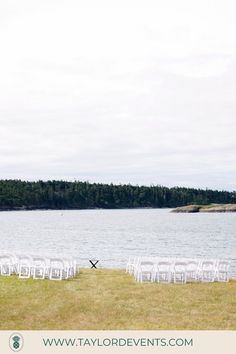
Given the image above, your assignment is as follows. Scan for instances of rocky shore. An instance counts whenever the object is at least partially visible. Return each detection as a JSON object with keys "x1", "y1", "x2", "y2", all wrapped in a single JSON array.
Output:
[{"x1": 172, "y1": 204, "x2": 236, "y2": 213}]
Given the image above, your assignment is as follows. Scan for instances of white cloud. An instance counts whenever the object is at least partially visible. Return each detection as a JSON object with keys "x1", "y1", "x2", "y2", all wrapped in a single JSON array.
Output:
[
  {"x1": 161, "y1": 56, "x2": 233, "y2": 78},
  {"x1": 0, "y1": 0, "x2": 236, "y2": 190}
]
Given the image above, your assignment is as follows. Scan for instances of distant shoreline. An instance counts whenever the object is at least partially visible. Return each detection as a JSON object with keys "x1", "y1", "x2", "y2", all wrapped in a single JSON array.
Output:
[
  {"x1": 1, "y1": 204, "x2": 236, "y2": 213},
  {"x1": 0, "y1": 207, "x2": 172, "y2": 212},
  {"x1": 172, "y1": 204, "x2": 236, "y2": 213}
]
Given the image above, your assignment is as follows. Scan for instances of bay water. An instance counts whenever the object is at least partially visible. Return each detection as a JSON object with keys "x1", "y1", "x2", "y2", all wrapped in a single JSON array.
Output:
[{"x1": 0, "y1": 209, "x2": 235, "y2": 276}]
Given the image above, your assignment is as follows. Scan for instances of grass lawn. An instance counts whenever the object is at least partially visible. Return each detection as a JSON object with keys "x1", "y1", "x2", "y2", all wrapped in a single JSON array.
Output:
[{"x1": 0, "y1": 269, "x2": 235, "y2": 330}]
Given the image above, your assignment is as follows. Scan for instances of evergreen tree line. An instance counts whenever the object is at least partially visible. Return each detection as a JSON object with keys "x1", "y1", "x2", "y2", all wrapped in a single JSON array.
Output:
[{"x1": 0, "y1": 179, "x2": 235, "y2": 210}]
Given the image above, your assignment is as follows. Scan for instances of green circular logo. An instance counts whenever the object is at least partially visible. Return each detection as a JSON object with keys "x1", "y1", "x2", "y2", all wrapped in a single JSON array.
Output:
[{"x1": 9, "y1": 333, "x2": 24, "y2": 352}]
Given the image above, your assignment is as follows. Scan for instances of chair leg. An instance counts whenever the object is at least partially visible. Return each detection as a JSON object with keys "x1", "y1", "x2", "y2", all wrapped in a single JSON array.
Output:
[
  {"x1": 1, "y1": 264, "x2": 11, "y2": 276},
  {"x1": 19, "y1": 265, "x2": 30, "y2": 278},
  {"x1": 33, "y1": 267, "x2": 45, "y2": 279},
  {"x1": 49, "y1": 268, "x2": 63, "y2": 280}
]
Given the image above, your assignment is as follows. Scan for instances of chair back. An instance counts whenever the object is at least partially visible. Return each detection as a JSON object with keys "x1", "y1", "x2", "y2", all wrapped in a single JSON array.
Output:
[
  {"x1": 139, "y1": 261, "x2": 154, "y2": 271},
  {"x1": 218, "y1": 261, "x2": 230, "y2": 271},
  {"x1": 202, "y1": 261, "x2": 215, "y2": 271},
  {"x1": 50, "y1": 258, "x2": 64, "y2": 268},
  {"x1": 174, "y1": 261, "x2": 187, "y2": 272},
  {"x1": 157, "y1": 261, "x2": 171, "y2": 271}
]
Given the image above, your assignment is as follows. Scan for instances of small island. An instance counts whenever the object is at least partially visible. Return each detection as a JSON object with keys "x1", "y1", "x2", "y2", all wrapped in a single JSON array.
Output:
[{"x1": 172, "y1": 204, "x2": 236, "y2": 213}]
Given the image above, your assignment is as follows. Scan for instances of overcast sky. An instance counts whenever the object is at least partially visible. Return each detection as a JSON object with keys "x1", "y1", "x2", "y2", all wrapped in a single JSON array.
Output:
[{"x1": 0, "y1": 0, "x2": 236, "y2": 190}]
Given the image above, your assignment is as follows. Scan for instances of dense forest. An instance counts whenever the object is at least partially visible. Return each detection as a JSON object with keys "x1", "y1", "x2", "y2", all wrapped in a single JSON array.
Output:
[{"x1": 0, "y1": 180, "x2": 235, "y2": 210}]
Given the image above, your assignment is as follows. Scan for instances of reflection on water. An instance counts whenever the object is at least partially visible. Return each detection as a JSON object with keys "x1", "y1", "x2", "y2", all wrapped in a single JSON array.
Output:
[{"x1": 0, "y1": 209, "x2": 235, "y2": 276}]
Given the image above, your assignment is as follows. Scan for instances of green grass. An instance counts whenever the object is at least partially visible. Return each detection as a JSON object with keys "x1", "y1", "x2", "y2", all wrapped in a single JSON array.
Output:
[{"x1": 0, "y1": 269, "x2": 235, "y2": 330}]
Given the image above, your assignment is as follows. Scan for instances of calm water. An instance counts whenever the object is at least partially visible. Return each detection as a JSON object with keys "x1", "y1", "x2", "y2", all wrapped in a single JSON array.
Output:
[{"x1": 0, "y1": 209, "x2": 235, "y2": 276}]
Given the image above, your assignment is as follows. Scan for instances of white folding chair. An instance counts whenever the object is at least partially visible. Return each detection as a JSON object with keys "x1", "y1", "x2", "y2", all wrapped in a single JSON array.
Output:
[
  {"x1": 127, "y1": 257, "x2": 139, "y2": 276},
  {"x1": 32, "y1": 257, "x2": 47, "y2": 279},
  {"x1": 62, "y1": 258, "x2": 74, "y2": 279},
  {"x1": 126, "y1": 257, "x2": 134, "y2": 274},
  {"x1": 49, "y1": 258, "x2": 65, "y2": 280},
  {"x1": 186, "y1": 260, "x2": 199, "y2": 282},
  {"x1": 18, "y1": 255, "x2": 32, "y2": 279},
  {"x1": 156, "y1": 261, "x2": 172, "y2": 283},
  {"x1": 136, "y1": 261, "x2": 155, "y2": 282},
  {"x1": 73, "y1": 259, "x2": 78, "y2": 276},
  {"x1": 133, "y1": 258, "x2": 141, "y2": 280},
  {"x1": 215, "y1": 260, "x2": 230, "y2": 282},
  {"x1": 0, "y1": 254, "x2": 13, "y2": 276},
  {"x1": 200, "y1": 261, "x2": 216, "y2": 282},
  {"x1": 174, "y1": 261, "x2": 187, "y2": 284}
]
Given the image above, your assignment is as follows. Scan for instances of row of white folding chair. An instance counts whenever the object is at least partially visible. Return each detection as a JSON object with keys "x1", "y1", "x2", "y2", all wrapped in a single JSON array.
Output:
[
  {"x1": 127, "y1": 257, "x2": 230, "y2": 283},
  {"x1": 199, "y1": 259, "x2": 230, "y2": 282},
  {"x1": 127, "y1": 257, "x2": 160, "y2": 282},
  {"x1": 134, "y1": 258, "x2": 205, "y2": 283},
  {"x1": 18, "y1": 255, "x2": 77, "y2": 280},
  {"x1": 134, "y1": 258, "x2": 176, "y2": 283},
  {"x1": 0, "y1": 253, "x2": 77, "y2": 280},
  {"x1": 127, "y1": 257, "x2": 173, "y2": 281},
  {"x1": 182, "y1": 258, "x2": 230, "y2": 282}
]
